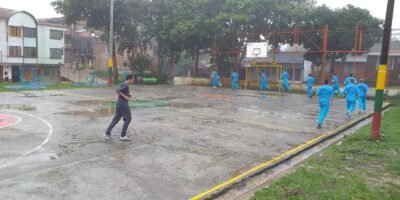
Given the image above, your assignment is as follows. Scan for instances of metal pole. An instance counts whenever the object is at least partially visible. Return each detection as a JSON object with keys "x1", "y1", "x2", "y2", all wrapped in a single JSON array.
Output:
[
  {"x1": 0, "y1": 51, "x2": 2, "y2": 83},
  {"x1": 108, "y1": 0, "x2": 114, "y2": 86},
  {"x1": 371, "y1": 0, "x2": 395, "y2": 140},
  {"x1": 245, "y1": 65, "x2": 248, "y2": 89}
]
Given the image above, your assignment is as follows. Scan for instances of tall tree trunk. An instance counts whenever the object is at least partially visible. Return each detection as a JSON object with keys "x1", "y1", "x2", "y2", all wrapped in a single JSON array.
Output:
[
  {"x1": 170, "y1": 53, "x2": 176, "y2": 81},
  {"x1": 195, "y1": 47, "x2": 200, "y2": 78},
  {"x1": 112, "y1": 41, "x2": 118, "y2": 83},
  {"x1": 129, "y1": 54, "x2": 136, "y2": 82},
  {"x1": 157, "y1": 42, "x2": 165, "y2": 81}
]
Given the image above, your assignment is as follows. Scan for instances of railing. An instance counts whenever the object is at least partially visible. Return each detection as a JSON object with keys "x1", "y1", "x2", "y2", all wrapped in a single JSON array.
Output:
[{"x1": 221, "y1": 78, "x2": 281, "y2": 90}]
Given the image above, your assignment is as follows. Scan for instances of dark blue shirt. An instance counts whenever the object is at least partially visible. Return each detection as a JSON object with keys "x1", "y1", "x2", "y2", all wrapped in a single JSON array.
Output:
[{"x1": 116, "y1": 82, "x2": 130, "y2": 108}]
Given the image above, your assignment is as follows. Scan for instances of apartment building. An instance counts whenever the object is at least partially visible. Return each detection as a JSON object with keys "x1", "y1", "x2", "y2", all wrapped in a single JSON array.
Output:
[{"x1": 0, "y1": 7, "x2": 65, "y2": 83}]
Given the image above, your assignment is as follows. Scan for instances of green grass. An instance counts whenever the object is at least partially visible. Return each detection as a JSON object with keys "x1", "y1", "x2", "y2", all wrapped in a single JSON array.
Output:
[
  {"x1": 0, "y1": 82, "x2": 112, "y2": 92},
  {"x1": 96, "y1": 70, "x2": 126, "y2": 81},
  {"x1": 252, "y1": 96, "x2": 400, "y2": 200}
]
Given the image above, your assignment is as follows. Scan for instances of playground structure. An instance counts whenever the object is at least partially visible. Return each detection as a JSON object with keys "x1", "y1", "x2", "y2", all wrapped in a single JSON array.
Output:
[
  {"x1": 211, "y1": 26, "x2": 400, "y2": 88},
  {"x1": 221, "y1": 62, "x2": 283, "y2": 92},
  {"x1": 3, "y1": 66, "x2": 55, "y2": 90}
]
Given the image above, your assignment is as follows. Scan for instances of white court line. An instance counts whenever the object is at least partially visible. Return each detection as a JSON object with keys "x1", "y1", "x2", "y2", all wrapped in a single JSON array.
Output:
[
  {"x1": 0, "y1": 110, "x2": 54, "y2": 169},
  {"x1": 59, "y1": 91, "x2": 107, "y2": 100},
  {"x1": 0, "y1": 114, "x2": 22, "y2": 129}
]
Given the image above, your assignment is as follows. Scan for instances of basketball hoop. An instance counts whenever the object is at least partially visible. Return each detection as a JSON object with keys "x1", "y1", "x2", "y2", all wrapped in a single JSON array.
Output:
[{"x1": 246, "y1": 42, "x2": 268, "y2": 58}]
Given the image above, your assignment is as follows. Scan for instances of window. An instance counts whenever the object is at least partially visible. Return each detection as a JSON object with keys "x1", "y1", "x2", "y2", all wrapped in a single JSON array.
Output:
[
  {"x1": 9, "y1": 46, "x2": 21, "y2": 57},
  {"x1": 50, "y1": 48, "x2": 63, "y2": 59},
  {"x1": 8, "y1": 26, "x2": 21, "y2": 37},
  {"x1": 23, "y1": 27, "x2": 36, "y2": 38},
  {"x1": 24, "y1": 47, "x2": 37, "y2": 58},
  {"x1": 50, "y1": 30, "x2": 63, "y2": 40}
]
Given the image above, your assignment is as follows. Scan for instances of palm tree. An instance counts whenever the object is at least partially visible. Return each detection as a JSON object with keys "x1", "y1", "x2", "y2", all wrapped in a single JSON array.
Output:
[{"x1": 117, "y1": 25, "x2": 152, "y2": 81}]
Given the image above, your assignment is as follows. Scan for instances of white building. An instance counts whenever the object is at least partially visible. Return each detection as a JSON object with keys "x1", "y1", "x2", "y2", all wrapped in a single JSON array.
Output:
[{"x1": 0, "y1": 7, "x2": 65, "y2": 82}]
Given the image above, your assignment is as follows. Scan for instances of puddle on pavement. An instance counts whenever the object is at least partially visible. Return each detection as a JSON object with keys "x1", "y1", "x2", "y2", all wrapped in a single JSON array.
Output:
[
  {"x1": 54, "y1": 108, "x2": 114, "y2": 117},
  {"x1": 169, "y1": 102, "x2": 212, "y2": 109},
  {"x1": 49, "y1": 94, "x2": 65, "y2": 97},
  {"x1": 18, "y1": 93, "x2": 39, "y2": 98},
  {"x1": 102, "y1": 99, "x2": 170, "y2": 109},
  {"x1": 68, "y1": 100, "x2": 105, "y2": 106},
  {"x1": 0, "y1": 104, "x2": 36, "y2": 111}
]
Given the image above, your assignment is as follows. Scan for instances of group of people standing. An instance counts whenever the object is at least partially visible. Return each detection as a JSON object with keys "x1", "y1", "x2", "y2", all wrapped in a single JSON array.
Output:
[
  {"x1": 211, "y1": 69, "x2": 292, "y2": 93},
  {"x1": 314, "y1": 73, "x2": 369, "y2": 129}
]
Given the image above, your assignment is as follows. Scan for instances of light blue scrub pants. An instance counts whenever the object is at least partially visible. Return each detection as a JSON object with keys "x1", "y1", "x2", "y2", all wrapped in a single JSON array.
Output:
[
  {"x1": 346, "y1": 100, "x2": 356, "y2": 113},
  {"x1": 212, "y1": 78, "x2": 219, "y2": 88},
  {"x1": 232, "y1": 80, "x2": 239, "y2": 89},
  {"x1": 259, "y1": 81, "x2": 269, "y2": 91},
  {"x1": 318, "y1": 103, "x2": 330, "y2": 126},
  {"x1": 333, "y1": 84, "x2": 343, "y2": 96},
  {"x1": 307, "y1": 85, "x2": 313, "y2": 97},
  {"x1": 281, "y1": 80, "x2": 291, "y2": 92},
  {"x1": 358, "y1": 96, "x2": 366, "y2": 111}
]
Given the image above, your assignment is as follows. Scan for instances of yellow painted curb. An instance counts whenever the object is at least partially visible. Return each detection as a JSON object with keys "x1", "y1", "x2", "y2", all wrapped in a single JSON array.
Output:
[{"x1": 189, "y1": 103, "x2": 391, "y2": 200}]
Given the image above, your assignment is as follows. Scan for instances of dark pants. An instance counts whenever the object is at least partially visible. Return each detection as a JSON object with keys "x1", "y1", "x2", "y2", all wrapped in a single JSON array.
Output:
[{"x1": 106, "y1": 106, "x2": 131, "y2": 137}]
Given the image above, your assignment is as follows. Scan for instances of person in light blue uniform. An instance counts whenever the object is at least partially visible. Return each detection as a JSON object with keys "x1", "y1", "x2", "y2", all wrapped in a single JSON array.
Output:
[
  {"x1": 259, "y1": 70, "x2": 269, "y2": 92},
  {"x1": 342, "y1": 79, "x2": 358, "y2": 118},
  {"x1": 212, "y1": 70, "x2": 220, "y2": 88},
  {"x1": 231, "y1": 70, "x2": 239, "y2": 90},
  {"x1": 306, "y1": 74, "x2": 315, "y2": 98},
  {"x1": 330, "y1": 73, "x2": 343, "y2": 96},
  {"x1": 357, "y1": 79, "x2": 369, "y2": 114},
  {"x1": 344, "y1": 73, "x2": 357, "y2": 86},
  {"x1": 281, "y1": 70, "x2": 291, "y2": 93},
  {"x1": 316, "y1": 79, "x2": 333, "y2": 129}
]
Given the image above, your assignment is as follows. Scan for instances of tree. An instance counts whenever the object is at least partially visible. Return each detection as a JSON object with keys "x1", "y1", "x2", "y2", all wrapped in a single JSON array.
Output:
[
  {"x1": 301, "y1": 5, "x2": 382, "y2": 77},
  {"x1": 212, "y1": 0, "x2": 316, "y2": 76},
  {"x1": 51, "y1": 0, "x2": 138, "y2": 83}
]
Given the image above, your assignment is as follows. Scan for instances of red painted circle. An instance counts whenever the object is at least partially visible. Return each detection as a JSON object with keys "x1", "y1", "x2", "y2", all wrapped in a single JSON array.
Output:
[{"x1": 0, "y1": 114, "x2": 21, "y2": 128}]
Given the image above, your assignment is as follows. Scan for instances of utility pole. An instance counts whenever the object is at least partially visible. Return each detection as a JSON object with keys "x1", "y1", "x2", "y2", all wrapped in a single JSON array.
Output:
[
  {"x1": 108, "y1": 0, "x2": 114, "y2": 86},
  {"x1": 371, "y1": 0, "x2": 395, "y2": 140}
]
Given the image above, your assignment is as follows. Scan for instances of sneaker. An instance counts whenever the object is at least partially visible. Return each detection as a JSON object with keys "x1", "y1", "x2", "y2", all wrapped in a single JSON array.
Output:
[
  {"x1": 359, "y1": 111, "x2": 362, "y2": 115},
  {"x1": 346, "y1": 112, "x2": 351, "y2": 119},
  {"x1": 120, "y1": 136, "x2": 131, "y2": 141},
  {"x1": 317, "y1": 124, "x2": 322, "y2": 129},
  {"x1": 104, "y1": 133, "x2": 112, "y2": 140}
]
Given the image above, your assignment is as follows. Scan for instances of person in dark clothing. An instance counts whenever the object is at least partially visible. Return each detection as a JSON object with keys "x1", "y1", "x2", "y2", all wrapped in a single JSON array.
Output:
[{"x1": 104, "y1": 75, "x2": 134, "y2": 141}]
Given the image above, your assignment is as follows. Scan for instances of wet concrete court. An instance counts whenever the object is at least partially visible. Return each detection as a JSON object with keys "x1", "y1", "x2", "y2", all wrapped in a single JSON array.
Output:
[{"x1": 0, "y1": 85, "x2": 373, "y2": 199}]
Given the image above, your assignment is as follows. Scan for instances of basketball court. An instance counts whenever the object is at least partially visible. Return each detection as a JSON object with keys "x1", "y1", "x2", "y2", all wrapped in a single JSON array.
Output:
[{"x1": 0, "y1": 85, "x2": 373, "y2": 199}]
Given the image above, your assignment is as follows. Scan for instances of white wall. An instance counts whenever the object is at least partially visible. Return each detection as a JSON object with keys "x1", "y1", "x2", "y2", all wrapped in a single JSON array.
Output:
[
  {"x1": 7, "y1": 12, "x2": 37, "y2": 65},
  {"x1": 2, "y1": 65, "x2": 12, "y2": 81},
  {"x1": 8, "y1": 12, "x2": 36, "y2": 27},
  {"x1": 38, "y1": 25, "x2": 65, "y2": 65},
  {"x1": 0, "y1": 20, "x2": 7, "y2": 63},
  {"x1": 303, "y1": 60, "x2": 312, "y2": 81}
]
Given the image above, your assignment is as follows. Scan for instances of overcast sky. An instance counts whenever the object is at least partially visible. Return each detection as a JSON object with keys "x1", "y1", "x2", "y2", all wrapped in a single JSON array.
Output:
[{"x1": 0, "y1": 0, "x2": 398, "y2": 27}]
